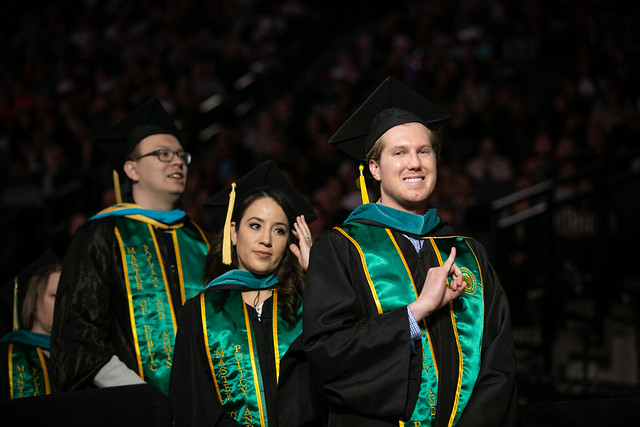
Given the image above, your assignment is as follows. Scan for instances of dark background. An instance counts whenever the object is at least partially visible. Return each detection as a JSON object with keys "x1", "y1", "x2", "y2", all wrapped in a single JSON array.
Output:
[{"x1": 1, "y1": 0, "x2": 639, "y2": 408}]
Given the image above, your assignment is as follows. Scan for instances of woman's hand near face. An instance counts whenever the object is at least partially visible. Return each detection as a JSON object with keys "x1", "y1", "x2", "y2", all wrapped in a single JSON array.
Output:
[{"x1": 290, "y1": 215, "x2": 313, "y2": 271}]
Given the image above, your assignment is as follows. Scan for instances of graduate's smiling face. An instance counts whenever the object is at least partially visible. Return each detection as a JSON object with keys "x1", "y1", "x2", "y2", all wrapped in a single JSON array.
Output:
[
  {"x1": 124, "y1": 133, "x2": 188, "y2": 208},
  {"x1": 231, "y1": 197, "x2": 290, "y2": 275},
  {"x1": 368, "y1": 122, "x2": 437, "y2": 215}
]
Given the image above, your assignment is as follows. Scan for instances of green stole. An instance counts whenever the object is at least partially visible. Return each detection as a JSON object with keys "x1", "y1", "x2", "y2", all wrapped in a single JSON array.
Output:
[
  {"x1": 201, "y1": 289, "x2": 302, "y2": 426},
  {"x1": 114, "y1": 215, "x2": 209, "y2": 395},
  {"x1": 335, "y1": 222, "x2": 484, "y2": 427},
  {"x1": 7, "y1": 342, "x2": 50, "y2": 398}
]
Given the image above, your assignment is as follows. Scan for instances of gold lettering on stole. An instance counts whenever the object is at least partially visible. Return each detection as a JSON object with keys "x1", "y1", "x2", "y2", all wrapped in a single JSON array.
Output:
[
  {"x1": 234, "y1": 346, "x2": 245, "y2": 378},
  {"x1": 143, "y1": 245, "x2": 159, "y2": 288},
  {"x1": 144, "y1": 324, "x2": 157, "y2": 371},
  {"x1": 234, "y1": 346, "x2": 253, "y2": 419},
  {"x1": 127, "y1": 247, "x2": 144, "y2": 290},
  {"x1": 428, "y1": 388, "x2": 437, "y2": 416},
  {"x1": 422, "y1": 353, "x2": 430, "y2": 375},
  {"x1": 157, "y1": 297, "x2": 166, "y2": 320},
  {"x1": 413, "y1": 423, "x2": 422, "y2": 427},
  {"x1": 421, "y1": 349, "x2": 436, "y2": 417},
  {"x1": 162, "y1": 330, "x2": 172, "y2": 367},
  {"x1": 139, "y1": 298, "x2": 148, "y2": 315},
  {"x1": 32, "y1": 367, "x2": 40, "y2": 394},
  {"x1": 239, "y1": 378, "x2": 248, "y2": 395},
  {"x1": 242, "y1": 407, "x2": 253, "y2": 424},
  {"x1": 216, "y1": 349, "x2": 232, "y2": 401},
  {"x1": 16, "y1": 365, "x2": 25, "y2": 397}
]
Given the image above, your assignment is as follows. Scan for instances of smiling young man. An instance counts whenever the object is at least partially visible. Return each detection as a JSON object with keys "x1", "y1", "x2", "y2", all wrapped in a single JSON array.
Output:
[
  {"x1": 302, "y1": 77, "x2": 517, "y2": 426},
  {"x1": 50, "y1": 100, "x2": 209, "y2": 396}
]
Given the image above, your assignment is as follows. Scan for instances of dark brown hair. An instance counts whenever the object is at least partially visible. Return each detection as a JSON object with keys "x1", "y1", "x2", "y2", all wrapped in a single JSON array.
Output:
[{"x1": 202, "y1": 188, "x2": 305, "y2": 327}]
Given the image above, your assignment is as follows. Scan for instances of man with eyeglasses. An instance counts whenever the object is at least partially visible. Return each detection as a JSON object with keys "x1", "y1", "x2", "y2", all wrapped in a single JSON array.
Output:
[{"x1": 50, "y1": 99, "x2": 210, "y2": 397}]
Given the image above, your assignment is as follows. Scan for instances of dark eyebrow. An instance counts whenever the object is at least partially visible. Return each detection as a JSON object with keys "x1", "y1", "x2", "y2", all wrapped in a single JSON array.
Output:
[{"x1": 246, "y1": 217, "x2": 288, "y2": 229}]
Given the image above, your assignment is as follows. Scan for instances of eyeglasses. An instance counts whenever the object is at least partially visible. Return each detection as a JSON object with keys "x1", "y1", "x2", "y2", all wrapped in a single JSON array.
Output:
[{"x1": 135, "y1": 149, "x2": 192, "y2": 165}]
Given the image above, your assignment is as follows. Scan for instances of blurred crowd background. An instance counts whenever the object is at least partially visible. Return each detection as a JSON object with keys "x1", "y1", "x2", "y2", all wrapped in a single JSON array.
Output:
[{"x1": 1, "y1": 0, "x2": 639, "y2": 404}]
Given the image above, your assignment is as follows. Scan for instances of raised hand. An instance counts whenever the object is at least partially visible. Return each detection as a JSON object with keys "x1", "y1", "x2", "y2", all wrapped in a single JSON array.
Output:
[
  {"x1": 408, "y1": 247, "x2": 465, "y2": 322},
  {"x1": 290, "y1": 215, "x2": 313, "y2": 271}
]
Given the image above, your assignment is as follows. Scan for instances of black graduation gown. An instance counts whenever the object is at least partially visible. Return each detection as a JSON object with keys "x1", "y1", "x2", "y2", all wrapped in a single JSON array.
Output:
[
  {"x1": 0, "y1": 341, "x2": 51, "y2": 400},
  {"x1": 50, "y1": 215, "x2": 208, "y2": 392},
  {"x1": 302, "y1": 220, "x2": 518, "y2": 427},
  {"x1": 169, "y1": 289, "x2": 326, "y2": 427}
]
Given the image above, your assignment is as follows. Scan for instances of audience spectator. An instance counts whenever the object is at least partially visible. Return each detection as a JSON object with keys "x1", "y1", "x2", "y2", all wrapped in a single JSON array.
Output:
[
  {"x1": 466, "y1": 135, "x2": 515, "y2": 203},
  {"x1": 0, "y1": 5, "x2": 638, "y2": 392},
  {"x1": 0, "y1": 0, "x2": 638, "y2": 413}
]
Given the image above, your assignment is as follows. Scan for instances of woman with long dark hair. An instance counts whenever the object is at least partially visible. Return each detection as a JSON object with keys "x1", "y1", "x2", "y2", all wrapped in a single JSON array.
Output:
[{"x1": 169, "y1": 160, "x2": 325, "y2": 426}]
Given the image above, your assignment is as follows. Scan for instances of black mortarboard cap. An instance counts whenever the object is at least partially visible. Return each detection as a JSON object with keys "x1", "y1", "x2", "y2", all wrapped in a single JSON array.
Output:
[
  {"x1": 94, "y1": 99, "x2": 182, "y2": 173},
  {"x1": 203, "y1": 160, "x2": 317, "y2": 265},
  {"x1": 203, "y1": 160, "x2": 318, "y2": 229},
  {"x1": 0, "y1": 249, "x2": 60, "y2": 332},
  {"x1": 328, "y1": 76, "x2": 451, "y2": 161}
]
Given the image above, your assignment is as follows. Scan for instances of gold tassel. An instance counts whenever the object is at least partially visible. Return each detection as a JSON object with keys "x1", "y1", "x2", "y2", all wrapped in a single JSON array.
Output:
[
  {"x1": 358, "y1": 164, "x2": 369, "y2": 205},
  {"x1": 113, "y1": 170, "x2": 123, "y2": 204},
  {"x1": 12, "y1": 276, "x2": 19, "y2": 331},
  {"x1": 222, "y1": 182, "x2": 237, "y2": 265}
]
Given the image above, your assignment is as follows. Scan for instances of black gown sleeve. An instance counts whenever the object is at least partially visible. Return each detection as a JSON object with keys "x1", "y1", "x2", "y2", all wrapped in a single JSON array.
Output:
[
  {"x1": 169, "y1": 295, "x2": 240, "y2": 427},
  {"x1": 302, "y1": 230, "x2": 418, "y2": 420},
  {"x1": 277, "y1": 334, "x2": 328, "y2": 426},
  {"x1": 456, "y1": 242, "x2": 518, "y2": 427},
  {"x1": 50, "y1": 220, "x2": 121, "y2": 392}
]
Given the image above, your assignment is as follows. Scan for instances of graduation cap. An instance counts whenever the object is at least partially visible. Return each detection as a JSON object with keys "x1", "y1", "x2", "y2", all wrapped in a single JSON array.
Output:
[
  {"x1": 203, "y1": 160, "x2": 317, "y2": 265},
  {"x1": 329, "y1": 76, "x2": 451, "y2": 161},
  {"x1": 0, "y1": 249, "x2": 60, "y2": 334},
  {"x1": 328, "y1": 76, "x2": 451, "y2": 204},
  {"x1": 94, "y1": 99, "x2": 182, "y2": 203}
]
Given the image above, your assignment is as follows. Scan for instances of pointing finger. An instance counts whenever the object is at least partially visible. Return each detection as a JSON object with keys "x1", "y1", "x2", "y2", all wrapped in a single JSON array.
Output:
[{"x1": 443, "y1": 247, "x2": 457, "y2": 270}]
